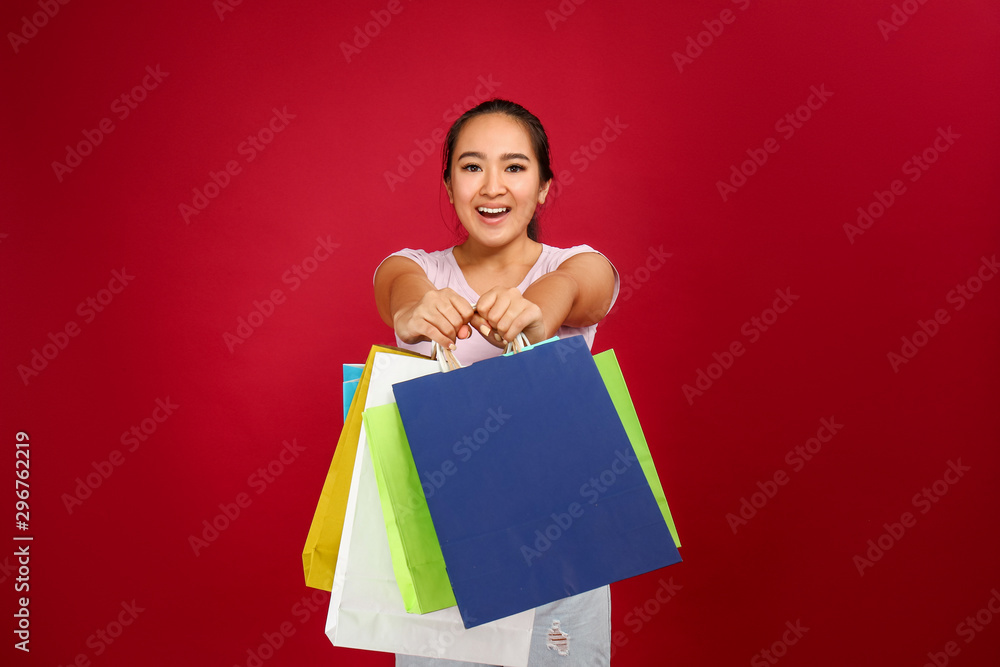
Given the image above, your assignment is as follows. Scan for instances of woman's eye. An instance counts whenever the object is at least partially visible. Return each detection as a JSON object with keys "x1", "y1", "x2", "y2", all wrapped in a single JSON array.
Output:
[
  {"x1": 461, "y1": 164, "x2": 481, "y2": 172},
  {"x1": 506, "y1": 164, "x2": 525, "y2": 172}
]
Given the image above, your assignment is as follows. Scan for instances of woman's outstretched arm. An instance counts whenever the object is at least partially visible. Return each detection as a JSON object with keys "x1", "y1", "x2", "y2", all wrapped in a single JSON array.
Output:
[{"x1": 374, "y1": 255, "x2": 474, "y2": 349}]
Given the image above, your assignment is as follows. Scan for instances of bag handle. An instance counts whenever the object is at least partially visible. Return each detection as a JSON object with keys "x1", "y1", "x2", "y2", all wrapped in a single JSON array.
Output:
[
  {"x1": 431, "y1": 343, "x2": 462, "y2": 373},
  {"x1": 431, "y1": 332, "x2": 530, "y2": 373},
  {"x1": 503, "y1": 332, "x2": 530, "y2": 355}
]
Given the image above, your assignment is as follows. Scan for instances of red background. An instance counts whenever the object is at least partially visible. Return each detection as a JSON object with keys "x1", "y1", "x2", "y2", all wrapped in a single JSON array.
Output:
[{"x1": 3, "y1": 1, "x2": 999, "y2": 665}]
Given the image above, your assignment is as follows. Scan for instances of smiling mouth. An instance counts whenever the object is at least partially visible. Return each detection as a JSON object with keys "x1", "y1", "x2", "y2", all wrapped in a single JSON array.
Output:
[{"x1": 477, "y1": 206, "x2": 510, "y2": 219}]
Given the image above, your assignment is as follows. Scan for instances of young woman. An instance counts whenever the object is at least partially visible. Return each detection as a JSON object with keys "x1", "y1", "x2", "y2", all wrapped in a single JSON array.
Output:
[{"x1": 374, "y1": 98, "x2": 620, "y2": 665}]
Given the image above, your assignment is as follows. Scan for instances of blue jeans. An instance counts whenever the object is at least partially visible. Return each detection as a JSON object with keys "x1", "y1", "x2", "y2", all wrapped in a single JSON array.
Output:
[{"x1": 396, "y1": 586, "x2": 611, "y2": 667}]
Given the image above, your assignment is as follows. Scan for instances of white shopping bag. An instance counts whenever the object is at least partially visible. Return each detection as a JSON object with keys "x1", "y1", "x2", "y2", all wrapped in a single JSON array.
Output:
[{"x1": 326, "y1": 353, "x2": 534, "y2": 666}]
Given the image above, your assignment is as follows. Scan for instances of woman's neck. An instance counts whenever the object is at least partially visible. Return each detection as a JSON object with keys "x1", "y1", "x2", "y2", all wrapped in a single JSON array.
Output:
[{"x1": 454, "y1": 236, "x2": 542, "y2": 273}]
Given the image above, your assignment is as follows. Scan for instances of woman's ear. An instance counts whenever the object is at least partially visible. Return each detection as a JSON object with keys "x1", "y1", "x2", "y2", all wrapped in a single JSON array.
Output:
[
  {"x1": 444, "y1": 177, "x2": 454, "y2": 204},
  {"x1": 537, "y1": 178, "x2": 552, "y2": 205}
]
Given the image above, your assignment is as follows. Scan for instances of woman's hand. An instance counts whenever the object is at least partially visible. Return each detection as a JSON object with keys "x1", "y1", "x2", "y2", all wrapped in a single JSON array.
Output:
[
  {"x1": 471, "y1": 287, "x2": 547, "y2": 347},
  {"x1": 392, "y1": 287, "x2": 475, "y2": 350}
]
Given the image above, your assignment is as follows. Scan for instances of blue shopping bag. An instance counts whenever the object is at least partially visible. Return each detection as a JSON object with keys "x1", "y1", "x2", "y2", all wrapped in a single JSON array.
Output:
[
  {"x1": 392, "y1": 336, "x2": 681, "y2": 628},
  {"x1": 343, "y1": 364, "x2": 364, "y2": 422}
]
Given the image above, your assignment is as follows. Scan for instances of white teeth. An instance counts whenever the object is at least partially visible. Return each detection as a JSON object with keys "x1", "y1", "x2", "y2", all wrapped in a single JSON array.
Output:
[{"x1": 478, "y1": 207, "x2": 509, "y2": 214}]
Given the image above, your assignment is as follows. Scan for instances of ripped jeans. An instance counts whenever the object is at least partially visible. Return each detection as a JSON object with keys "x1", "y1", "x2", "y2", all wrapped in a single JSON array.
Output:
[{"x1": 396, "y1": 586, "x2": 611, "y2": 667}]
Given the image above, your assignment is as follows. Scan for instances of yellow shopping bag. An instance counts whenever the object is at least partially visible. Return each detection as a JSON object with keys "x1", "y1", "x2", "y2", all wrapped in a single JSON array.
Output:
[{"x1": 302, "y1": 345, "x2": 424, "y2": 590}]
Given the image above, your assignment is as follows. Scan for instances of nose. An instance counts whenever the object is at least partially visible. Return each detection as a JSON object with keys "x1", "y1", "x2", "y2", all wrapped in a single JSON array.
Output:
[{"x1": 480, "y1": 167, "x2": 506, "y2": 197}]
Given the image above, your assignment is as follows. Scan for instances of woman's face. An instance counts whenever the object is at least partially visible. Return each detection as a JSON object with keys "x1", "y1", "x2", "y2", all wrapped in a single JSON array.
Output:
[{"x1": 445, "y1": 113, "x2": 550, "y2": 249}]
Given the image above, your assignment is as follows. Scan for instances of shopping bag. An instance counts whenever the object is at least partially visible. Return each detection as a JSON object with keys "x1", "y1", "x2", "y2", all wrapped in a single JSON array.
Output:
[
  {"x1": 362, "y1": 352, "x2": 454, "y2": 614},
  {"x1": 327, "y1": 358, "x2": 534, "y2": 665},
  {"x1": 365, "y1": 403, "x2": 452, "y2": 613},
  {"x1": 364, "y1": 347, "x2": 681, "y2": 616},
  {"x1": 363, "y1": 353, "x2": 459, "y2": 613},
  {"x1": 365, "y1": 403, "x2": 457, "y2": 614},
  {"x1": 361, "y1": 336, "x2": 535, "y2": 614},
  {"x1": 302, "y1": 345, "x2": 423, "y2": 591},
  {"x1": 343, "y1": 364, "x2": 363, "y2": 421},
  {"x1": 512, "y1": 338, "x2": 680, "y2": 546},
  {"x1": 593, "y1": 349, "x2": 680, "y2": 547},
  {"x1": 392, "y1": 335, "x2": 682, "y2": 628}
]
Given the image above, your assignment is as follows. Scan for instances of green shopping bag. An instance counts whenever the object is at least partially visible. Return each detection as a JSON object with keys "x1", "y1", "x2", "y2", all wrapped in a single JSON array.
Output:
[
  {"x1": 364, "y1": 402, "x2": 457, "y2": 614},
  {"x1": 594, "y1": 349, "x2": 680, "y2": 547}
]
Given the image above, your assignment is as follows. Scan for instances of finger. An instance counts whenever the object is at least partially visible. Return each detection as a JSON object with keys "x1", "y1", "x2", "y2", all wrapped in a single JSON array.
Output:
[
  {"x1": 436, "y1": 293, "x2": 474, "y2": 339},
  {"x1": 470, "y1": 313, "x2": 491, "y2": 338},
  {"x1": 485, "y1": 293, "x2": 512, "y2": 329},
  {"x1": 470, "y1": 313, "x2": 505, "y2": 346},
  {"x1": 419, "y1": 308, "x2": 462, "y2": 346},
  {"x1": 495, "y1": 306, "x2": 519, "y2": 340},
  {"x1": 473, "y1": 289, "x2": 499, "y2": 322},
  {"x1": 503, "y1": 300, "x2": 544, "y2": 342},
  {"x1": 504, "y1": 310, "x2": 536, "y2": 343},
  {"x1": 435, "y1": 301, "x2": 469, "y2": 336},
  {"x1": 413, "y1": 320, "x2": 456, "y2": 350},
  {"x1": 447, "y1": 293, "x2": 475, "y2": 322}
]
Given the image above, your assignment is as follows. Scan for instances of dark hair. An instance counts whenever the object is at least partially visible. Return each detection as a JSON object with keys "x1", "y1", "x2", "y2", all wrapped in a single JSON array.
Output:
[{"x1": 442, "y1": 99, "x2": 553, "y2": 242}]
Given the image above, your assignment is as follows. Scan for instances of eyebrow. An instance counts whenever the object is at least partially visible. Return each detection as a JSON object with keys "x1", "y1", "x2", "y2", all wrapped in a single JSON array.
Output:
[{"x1": 457, "y1": 151, "x2": 532, "y2": 162}]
